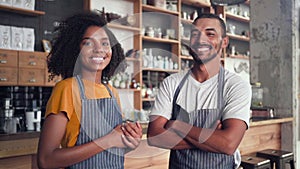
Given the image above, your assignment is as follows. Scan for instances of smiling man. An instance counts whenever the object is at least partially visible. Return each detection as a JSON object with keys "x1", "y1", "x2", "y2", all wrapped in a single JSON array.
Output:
[{"x1": 147, "y1": 13, "x2": 252, "y2": 169}]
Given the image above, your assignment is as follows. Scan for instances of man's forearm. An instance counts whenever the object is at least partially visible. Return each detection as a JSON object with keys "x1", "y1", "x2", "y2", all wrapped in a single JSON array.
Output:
[
  {"x1": 169, "y1": 119, "x2": 246, "y2": 155},
  {"x1": 147, "y1": 126, "x2": 194, "y2": 150}
]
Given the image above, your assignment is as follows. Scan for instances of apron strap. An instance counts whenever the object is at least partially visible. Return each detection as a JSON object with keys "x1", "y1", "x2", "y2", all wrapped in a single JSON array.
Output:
[
  {"x1": 217, "y1": 66, "x2": 225, "y2": 111},
  {"x1": 76, "y1": 75, "x2": 87, "y2": 100},
  {"x1": 103, "y1": 84, "x2": 115, "y2": 99},
  {"x1": 75, "y1": 75, "x2": 115, "y2": 99},
  {"x1": 172, "y1": 70, "x2": 191, "y2": 118}
]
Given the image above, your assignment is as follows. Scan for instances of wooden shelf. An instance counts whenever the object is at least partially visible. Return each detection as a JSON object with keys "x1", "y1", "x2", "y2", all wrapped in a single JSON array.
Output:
[
  {"x1": 181, "y1": 18, "x2": 193, "y2": 24},
  {"x1": 0, "y1": 5, "x2": 45, "y2": 16},
  {"x1": 227, "y1": 54, "x2": 249, "y2": 60},
  {"x1": 180, "y1": 55, "x2": 193, "y2": 60},
  {"x1": 117, "y1": 88, "x2": 141, "y2": 92},
  {"x1": 142, "y1": 98, "x2": 155, "y2": 102},
  {"x1": 142, "y1": 4, "x2": 179, "y2": 16},
  {"x1": 226, "y1": 12, "x2": 250, "y2": 23},
  {"x1": 125, "y1": 57, "x2": 140, "y2": 62},
  {"x1": 181, "y1": 0, "x2": 211, "y2": 8},
  {"x1": 107, "y1": 23, "x2": 140, "y2": 32},
  {"x1": 143, "y1": 36, "x2": 179, "y2": 44},
  {"x1": 142, "y1": 67, "x2": 179, "y2": 73},
  {"x1": 227, "y1": 33, "x2": 250, "y2": 42}
]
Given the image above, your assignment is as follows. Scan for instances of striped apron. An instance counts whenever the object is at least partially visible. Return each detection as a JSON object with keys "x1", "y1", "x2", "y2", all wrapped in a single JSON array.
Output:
[
  {"x1": 68, "y1": 76, "x2": 124, "y2": 169},
  {"x1": 170, "y1": 67, "x2": 235, "y2": 169}
]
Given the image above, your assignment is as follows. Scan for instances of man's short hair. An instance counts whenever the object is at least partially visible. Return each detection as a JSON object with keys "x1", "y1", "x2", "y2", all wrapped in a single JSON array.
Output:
[{"x1": 193, "y1": 13, "x2": 227, "y2": 37}]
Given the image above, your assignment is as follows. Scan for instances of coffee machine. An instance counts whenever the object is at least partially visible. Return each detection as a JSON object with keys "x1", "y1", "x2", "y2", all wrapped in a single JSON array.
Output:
[
  {"x1": 25, "y1": 100, "x2": 41, "y2": 131},
  {"x1": 0, "y1": 98, "x2": 18, "y2": 134}
]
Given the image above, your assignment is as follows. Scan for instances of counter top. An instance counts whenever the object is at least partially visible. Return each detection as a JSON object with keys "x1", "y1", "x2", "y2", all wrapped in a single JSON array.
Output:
[
  {"x1": 0, "y1": 117, "x2": 294, "y2": 141},
  {"x1": 0, "y1": 132, "x2": 39, "y2": 158},
  {"x1": 0, "y1": 117, "x2": 294, "y2": 159},
  {"x1": 0, "y1": 131, "x2": 40, "y2": 141},
  {"x1": 249, "y1": 117, "x2": 293, "y2": 127}
]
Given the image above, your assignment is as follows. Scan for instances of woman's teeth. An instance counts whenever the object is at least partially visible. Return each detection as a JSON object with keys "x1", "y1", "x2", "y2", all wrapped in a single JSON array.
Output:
[{"x1": 92, "y1": 57, "x2": 104, "y2": 61}]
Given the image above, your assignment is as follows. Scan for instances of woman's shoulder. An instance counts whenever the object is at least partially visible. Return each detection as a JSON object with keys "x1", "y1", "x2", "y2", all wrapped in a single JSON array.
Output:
[{"x1": 53, "y1": 77, "x2": 77, "y2": 90}]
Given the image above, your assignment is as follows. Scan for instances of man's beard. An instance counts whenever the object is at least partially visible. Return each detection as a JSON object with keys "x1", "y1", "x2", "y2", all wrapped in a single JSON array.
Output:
[{"x1": 188, "y1": 41, "x2": 223, "y2": 65}]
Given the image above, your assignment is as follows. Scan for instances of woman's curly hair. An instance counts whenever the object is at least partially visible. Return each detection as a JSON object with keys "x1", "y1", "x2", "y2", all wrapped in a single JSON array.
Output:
[{"x1": 47, "y1": 12, "x2": 126, "y2": 82}]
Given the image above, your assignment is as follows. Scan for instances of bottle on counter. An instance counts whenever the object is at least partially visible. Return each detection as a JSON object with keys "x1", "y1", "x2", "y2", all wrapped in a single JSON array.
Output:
[{"x1": 251, "y1": 82, "x2": 263, "y2": 107}]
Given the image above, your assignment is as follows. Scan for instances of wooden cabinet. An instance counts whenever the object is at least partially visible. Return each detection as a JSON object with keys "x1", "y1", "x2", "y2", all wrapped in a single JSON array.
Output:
[
  {"x1": 0, "y1": 67, "x2": 18, "y2": 85},
  {"x1": 0, "y1": 49, "x2": 58, "y2": 86},
  {"x1": 18, "y1": 68, "x2": 45, "y2": 86},
  {"x1": 0, "y1": 50, "x2": 18, "y2": 67},
  {"x1": 18, "y1": 51, "x2": 46, "y2": 69},
  {"x1": 0, "y1": 49, "x2": 18, "y2": 85},
  {"x1": 18, "y1": 51, "x2": 47, "y2": 86}
]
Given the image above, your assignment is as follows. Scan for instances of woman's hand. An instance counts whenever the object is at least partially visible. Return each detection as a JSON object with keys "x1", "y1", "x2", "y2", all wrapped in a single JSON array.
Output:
[
  {"x1": 121, "y1": 121, "x2": 143, "y2": 149},
  {"x1": 105, "y1": 124, "x2": 128, "y2": 148}
]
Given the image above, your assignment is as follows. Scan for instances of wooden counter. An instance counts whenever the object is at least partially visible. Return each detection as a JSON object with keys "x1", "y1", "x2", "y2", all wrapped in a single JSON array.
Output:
[
  {"x1": 124, "y1": 136, "x2": 170, "y2": 169},
  {"x1": 238, "y1": 117, "x2": 294, "y2": 155},
  {"x1": 0, "y1": 132, "x2": 39, "y2": 169},
  {"x1": 0, "y1": 117, "x2": 293, "y2": 169},
  {"x1": 125, "y1": 117, "x2": 294, "y2": 168}
]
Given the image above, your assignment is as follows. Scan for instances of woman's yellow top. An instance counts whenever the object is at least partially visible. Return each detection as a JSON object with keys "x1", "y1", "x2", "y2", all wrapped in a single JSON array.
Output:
[{"x1": 45, "y1": 77, "x2": 121, "y2": 148}]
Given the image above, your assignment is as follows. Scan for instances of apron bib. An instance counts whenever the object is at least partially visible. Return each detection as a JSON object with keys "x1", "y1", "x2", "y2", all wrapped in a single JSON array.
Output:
[
  {"x1": 169, "y1": 67, "x2": 235, "y2": 169},
  {"x1": 68, "y1": 76, "x2": 124, "y2": 169}
]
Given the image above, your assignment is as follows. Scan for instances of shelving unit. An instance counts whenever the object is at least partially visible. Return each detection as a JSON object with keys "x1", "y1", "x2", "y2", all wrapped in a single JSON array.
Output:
[
  {"x1": 222, "y1": 1, "x2": 250, "y2": 60},
  {"x1": 141, "y1": 0, "x2": 181, "y2": 111},
  {"x1": 84, "y1": 0, "x2": 251, "y2": 112}
]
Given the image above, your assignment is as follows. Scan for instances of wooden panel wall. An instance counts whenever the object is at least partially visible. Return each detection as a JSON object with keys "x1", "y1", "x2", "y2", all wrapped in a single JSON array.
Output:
[{"x1": 239, "y1": 123, "x2": 281, "y2": 155}]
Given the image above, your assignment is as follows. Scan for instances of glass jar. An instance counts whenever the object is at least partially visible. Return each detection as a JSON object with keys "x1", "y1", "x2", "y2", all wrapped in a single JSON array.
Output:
[
  {"x1": 146, "y1": 26, "x2": 154, "y2": 37},
  {"x1": 251, "y1": 82, "x2": 263, "y2": 107}
]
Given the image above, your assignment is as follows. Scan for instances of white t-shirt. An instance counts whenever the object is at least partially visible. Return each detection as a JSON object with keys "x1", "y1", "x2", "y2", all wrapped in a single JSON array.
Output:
[{"x1": 151, "y1": 69, "x2": 251, "y2": 127}]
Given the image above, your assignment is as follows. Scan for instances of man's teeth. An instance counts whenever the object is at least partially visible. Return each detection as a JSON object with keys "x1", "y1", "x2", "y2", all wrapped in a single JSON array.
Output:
[{"x1": 197, "y1": 47, "x2": 210, "y2": 52}]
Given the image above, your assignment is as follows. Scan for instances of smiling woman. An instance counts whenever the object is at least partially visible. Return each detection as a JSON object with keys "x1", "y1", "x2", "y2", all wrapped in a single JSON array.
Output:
[{"x1": 37, "y1": 12, "x2": 143, "y2": 169}]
